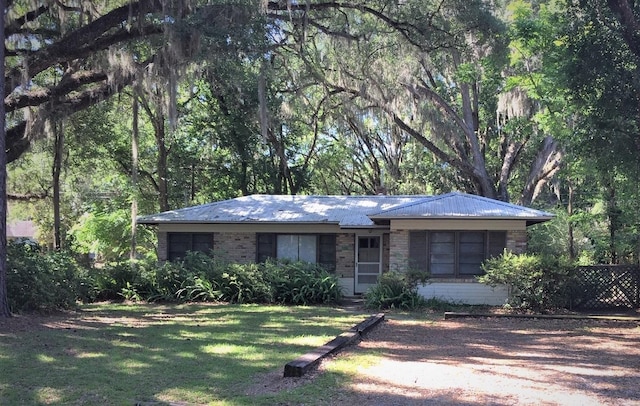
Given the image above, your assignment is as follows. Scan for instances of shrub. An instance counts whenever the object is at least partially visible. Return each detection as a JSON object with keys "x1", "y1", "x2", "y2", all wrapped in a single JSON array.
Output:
[
  {"x1": 84, "y1": 253, "x2": 342, "y2": 306},
  {"x1": 364, "y1": 271, "x2": 429, "y2": 310},
  {"x1": 479, "y1": 251, "x2": 576, "y2": 311},
  {"x1": 263, "y1": 260, "x2": 342, "y2": 305},
  {"x1": 6, "y1": 242, "x2": 85, "y2": 312},
  {"x1": 218, "y1": 263, "x2": 273, "y2": 304},
  {"x1": 90, "y1": 263, "x2": 142, "y2": 301}
]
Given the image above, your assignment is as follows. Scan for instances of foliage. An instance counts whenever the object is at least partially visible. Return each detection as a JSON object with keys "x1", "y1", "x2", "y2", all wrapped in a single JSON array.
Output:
[
  {"x1": 479, "y1": 251, "x2": 576, "y2": 311},
  {"x1": 88, "y1": 253, "x2": 342, "y2": 306},
  {"x1": 7, "y1": 0, "x2": 640, "y2": 319},
  {"x1": 6, "y1": 242, "x2": 86, "y2": 312},
  {"x1": 262, "y1": 260, "x2": 342, "y2": 305},
  {"x1": 5, "y1": 242, "x2": 343, "y2": 310},
  {"x1": 364, "y1": 271, "x2": 429, "y2": 310}
]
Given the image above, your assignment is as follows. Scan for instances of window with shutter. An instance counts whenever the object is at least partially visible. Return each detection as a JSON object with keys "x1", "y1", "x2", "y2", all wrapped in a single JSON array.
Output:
[
  {"x1": 408, "y1": 230, "x2": 508, "y2": 278},
  {"x1": 168, "y1": 233, "x2": 213, "y2": 261},
  {"x1": 409, "y1": 231, "x2": 428, "y2": 271}
]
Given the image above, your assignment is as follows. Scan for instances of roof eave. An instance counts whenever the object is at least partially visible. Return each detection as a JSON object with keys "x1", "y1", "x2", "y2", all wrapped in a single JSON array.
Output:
[
  {"x1": 370, "y1": 215, "x2": 555, "y2": 222},
  {"x1": 137, "y1": 219, "x2": 365, "y2": 227}
]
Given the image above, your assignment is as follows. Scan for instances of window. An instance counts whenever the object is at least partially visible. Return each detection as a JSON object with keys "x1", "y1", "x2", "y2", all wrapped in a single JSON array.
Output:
[
  {"x1": 277, "y1": 235, "x2": 317, "y2": 262},
  {"x1": 168, "y1": 233, "x2": 213, "y2": 261},
  {"x1": 256, "y1": 233, "x2": 336, "y2": 271},
  {"x1": 409, "y1": 231, "x2": 506, "y2": 278}
]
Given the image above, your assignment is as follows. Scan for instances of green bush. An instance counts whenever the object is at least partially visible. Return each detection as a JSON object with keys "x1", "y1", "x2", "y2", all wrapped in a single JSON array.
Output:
[
  {"x1": 219, "y1": 263, "x2": 273, "y2": 304},
  {"x1": 479, "y1": 251, "x2": 576, "y2": 311},
  {"x1": 263, "y1": 260, "x2": 342, "y2": 305},
  {"x1": 364, "y1": 271, "x2": 429, "y2": 310},
  {"x1": 87, "y1": 254, "x2": 342, "y2": 306},
  {"x1": 6, "y1": 242, "x2": 85, "y2": 312},
  {"x1": 90, "y1": 263, "x2": 141, "y2": 301}
]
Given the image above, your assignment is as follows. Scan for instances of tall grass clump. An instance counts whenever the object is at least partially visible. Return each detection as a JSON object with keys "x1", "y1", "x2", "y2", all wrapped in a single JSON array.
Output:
[{"x1": 364, "y1": 270, "x2": 429, "y2": 310}]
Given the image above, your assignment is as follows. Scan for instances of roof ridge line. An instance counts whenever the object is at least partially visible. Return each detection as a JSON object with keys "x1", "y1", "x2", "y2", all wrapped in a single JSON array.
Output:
[{"x1": 370, "y1": 192, "x2": 452, "y2": 216}]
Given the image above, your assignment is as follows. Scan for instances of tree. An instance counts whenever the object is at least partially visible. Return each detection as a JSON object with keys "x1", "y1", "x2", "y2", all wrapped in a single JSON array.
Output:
[
  {"x1": 1, "y1": 0, "x2": 10, "y2": 318},
  {"x1": 266, "y1": 0, "x2": 565, "y2": 203},
  {"x1": 558, "y1": 0, "x2": 640, "y2": 263},
  {"x1": 52, "y1": 120, "x2": 64, "y2": 250},
  {"x1": 4, "y1": 0, "x2": 269, "y2": 163}
]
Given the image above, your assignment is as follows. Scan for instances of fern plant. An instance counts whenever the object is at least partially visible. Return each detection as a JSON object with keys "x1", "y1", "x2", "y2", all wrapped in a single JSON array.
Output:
[{"x1": 364, "y1": 271, "x2": 428, "y2": 310}]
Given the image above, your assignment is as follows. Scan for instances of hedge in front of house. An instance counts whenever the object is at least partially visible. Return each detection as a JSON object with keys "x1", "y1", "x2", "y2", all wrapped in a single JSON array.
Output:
[{"x1": 105, "y1": 252, "x2": 343, "y2": 305}]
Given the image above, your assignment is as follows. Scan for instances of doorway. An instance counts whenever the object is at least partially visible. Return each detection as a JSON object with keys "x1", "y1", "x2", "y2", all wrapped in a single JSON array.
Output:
[{"x1": 355, "y1": 235, "x2": 382, "y2": 294}]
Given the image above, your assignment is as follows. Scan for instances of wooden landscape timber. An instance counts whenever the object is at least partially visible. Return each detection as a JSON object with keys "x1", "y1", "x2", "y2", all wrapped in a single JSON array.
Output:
[{"x1": 283, "y1": 313, "x2": 385, "y2": 378}]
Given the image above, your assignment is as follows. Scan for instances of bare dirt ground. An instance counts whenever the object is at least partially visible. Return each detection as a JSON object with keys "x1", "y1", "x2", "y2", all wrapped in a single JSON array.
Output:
[
  {"x1": 340, "y1": 315, "x2": 640, "y2": 405},
  {"x1": 249, "y1": 311, "x2": 640, "y2": 405}
]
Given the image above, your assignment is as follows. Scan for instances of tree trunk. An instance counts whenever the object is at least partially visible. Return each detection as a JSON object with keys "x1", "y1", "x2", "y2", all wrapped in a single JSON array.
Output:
[
  {"x1": 604, "y1": 177, "x2": 620, "y2": 264},
  {"x1": 568, "y1": 179, "x2": 576, "y2": 261},
  {"x1": 0, "y1": 0, "x2": 11, "y2": 318},
  {"x1": 155, "y1": 111, "x2": 170, "y2": 211},
  {"x1": 130, "y1": 90, "x2": 139, "y2": 262},
  {"x1": 518, "y1": 137, "x2": 562, "y2": 205},
  {"x1": 52, "y1": 121, "x2": 64, "y2": 250},
  {"x1": 138, "y1": 91, "x2": 170, "y2": 211},
  {"x1": 607, "y1": 0, "x2": 640, "y2": 61}
]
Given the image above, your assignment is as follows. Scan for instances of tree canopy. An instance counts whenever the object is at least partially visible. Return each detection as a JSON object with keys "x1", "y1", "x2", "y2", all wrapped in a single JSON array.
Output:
[{"x1": 2, "y1": 0, "x2": 640, "y2": 316}]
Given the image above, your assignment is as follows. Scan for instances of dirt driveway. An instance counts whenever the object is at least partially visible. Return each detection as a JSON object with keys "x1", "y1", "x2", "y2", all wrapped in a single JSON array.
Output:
[{"x1": 335, "y1": 315, "x2": 640, "y2": 405}]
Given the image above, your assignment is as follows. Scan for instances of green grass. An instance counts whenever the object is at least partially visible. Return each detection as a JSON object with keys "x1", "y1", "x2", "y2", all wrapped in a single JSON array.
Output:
[{"x1": 0, "y1": 303, "x2": 374, "y2": 405}]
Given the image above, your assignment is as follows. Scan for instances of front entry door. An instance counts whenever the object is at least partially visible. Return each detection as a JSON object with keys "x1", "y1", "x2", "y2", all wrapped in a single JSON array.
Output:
[{"x1": 355, "y1": 236, "x2": 382, "y2": 294}]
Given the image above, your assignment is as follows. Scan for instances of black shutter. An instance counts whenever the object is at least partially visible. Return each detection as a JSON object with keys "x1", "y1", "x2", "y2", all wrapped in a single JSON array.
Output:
[
  {"x1": 488, "y1": 231, "x2": 507, "y2": 258},
  {"x1": 256, "y1": 233, "x2": 276, "y2": 262},
  {"x1": 409, "y1": 231, "x2": 428, "y2": 271},
  {"x1": 168, "y1": 233, "x2": 191, "y2": 261},
  {"x1": 192, "y1": 233, "x2": 214, "y2": 254},
  {"x1": 318, "y1": 234, "x2": 336, "y2": 272}
]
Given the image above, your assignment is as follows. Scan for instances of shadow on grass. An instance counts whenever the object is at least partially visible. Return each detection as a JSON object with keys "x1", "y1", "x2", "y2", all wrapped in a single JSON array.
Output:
[{"x1": 0, "y1": 303, "x2": 369, "y2": 405}]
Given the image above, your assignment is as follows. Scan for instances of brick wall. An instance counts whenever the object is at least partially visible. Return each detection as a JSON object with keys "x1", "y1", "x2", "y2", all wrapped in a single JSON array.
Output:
[
  {"x1": 158, "y1": 232, "x2": 168, "y2": 261},
  {"x1": 389, "y1": 229, "x2": 409, "y2": 272},
  {"x1": 506, "y1": 230, "x2": 527, "y2": 254},
  {"x1": 336, "y1": 233, "x2": 354, "y2": 278},
  {"x1": 214, "y1": 232, "x2": 255, "y2": 264}
]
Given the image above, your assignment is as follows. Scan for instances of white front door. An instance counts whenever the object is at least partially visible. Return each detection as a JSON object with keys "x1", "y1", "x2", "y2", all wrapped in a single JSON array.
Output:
[{"x1": 355, "y1": 235, "x2": 382, "y2": 294}]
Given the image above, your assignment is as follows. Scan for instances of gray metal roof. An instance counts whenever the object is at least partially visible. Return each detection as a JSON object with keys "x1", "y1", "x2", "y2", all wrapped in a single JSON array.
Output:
[
  {"x1": 370, "y1": 192, "x2": 554, "y2": 223},
  {"x1": 137, "y1": 192, "x2": 554, "y2": 228}
]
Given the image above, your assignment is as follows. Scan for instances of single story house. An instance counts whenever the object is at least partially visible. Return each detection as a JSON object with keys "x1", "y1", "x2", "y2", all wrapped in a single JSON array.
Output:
[{"x1": 138, "y1": 192, "x2": 553, "y2": 305}]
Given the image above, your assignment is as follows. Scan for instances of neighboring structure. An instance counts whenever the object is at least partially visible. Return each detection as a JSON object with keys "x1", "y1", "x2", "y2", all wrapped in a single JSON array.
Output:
[
  {"x1": 138, "y1": 192, "x2": 553, "y2": 305},
  {"x1": 7, "y1": 220, "x2": 37, "y2": 242}
]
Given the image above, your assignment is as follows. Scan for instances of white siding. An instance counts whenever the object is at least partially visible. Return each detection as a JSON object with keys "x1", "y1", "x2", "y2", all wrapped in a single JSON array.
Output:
[
  {"x1": 339, "y1": 277, "x2": 355, "y2": 296},
  {"x1": 418, "y1": 282, "x2": 509, "y2": 306}
]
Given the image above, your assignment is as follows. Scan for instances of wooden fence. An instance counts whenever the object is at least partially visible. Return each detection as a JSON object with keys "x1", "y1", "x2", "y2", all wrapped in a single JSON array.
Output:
[{"x1": 572, "y1": 265, "x2": 640, "y2": 309}]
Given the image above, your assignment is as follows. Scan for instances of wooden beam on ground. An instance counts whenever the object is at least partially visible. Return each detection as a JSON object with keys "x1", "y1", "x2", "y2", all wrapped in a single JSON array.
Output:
[
  {"x1": 283, "y1": 313, "x2": 385, "y2": 378},
  {"x1": 444, "y1": 311, "x2": 640, "y2": 322}
]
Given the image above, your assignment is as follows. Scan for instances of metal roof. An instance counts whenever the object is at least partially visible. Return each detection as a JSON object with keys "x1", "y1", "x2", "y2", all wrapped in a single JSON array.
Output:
[
  {"x1": 137, "y1": 192, "x2": 554, "y2": 228},
  {"x1": 370, "y1": 192, "x2": 554, "y2": 223},
  {"x1": 138, "y1": 194, "x2": 422, "y2": 227}
]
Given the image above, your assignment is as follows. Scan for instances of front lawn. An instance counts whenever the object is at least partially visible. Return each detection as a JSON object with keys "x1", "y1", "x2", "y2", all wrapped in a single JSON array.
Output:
[{"x1": 0, "y1": 303, "x2": 369, "y2": 405}]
